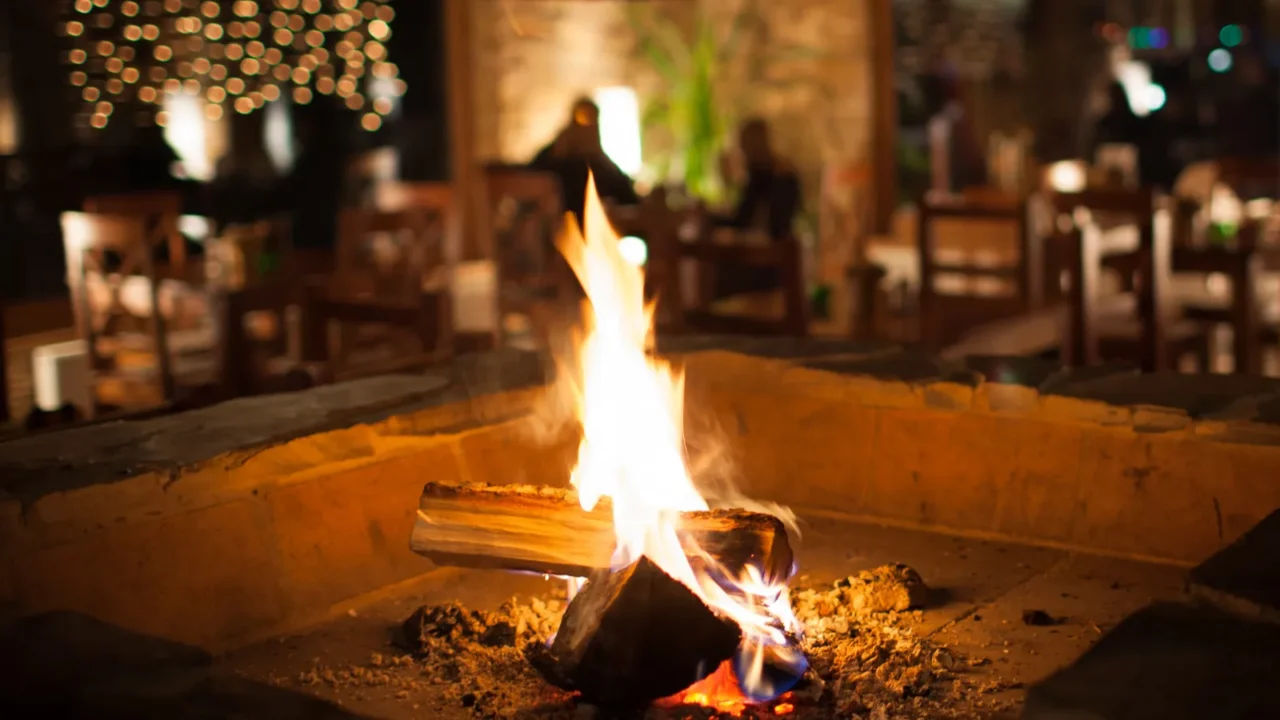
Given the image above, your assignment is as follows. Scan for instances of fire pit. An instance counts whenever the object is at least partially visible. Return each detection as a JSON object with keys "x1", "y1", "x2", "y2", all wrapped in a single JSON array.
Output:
[
  {"x1": 358, "y1": 181, "x2": 1278, "y2": 719},
  {"x1": 6, "y1": 187, "x2": 1280, "y2": 718}
]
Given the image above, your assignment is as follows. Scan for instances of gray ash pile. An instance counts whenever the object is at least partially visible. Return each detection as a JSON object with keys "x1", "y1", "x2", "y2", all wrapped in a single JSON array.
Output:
[{"x1": 295, "y1": 565, "x2": 1017, "y2": 719}]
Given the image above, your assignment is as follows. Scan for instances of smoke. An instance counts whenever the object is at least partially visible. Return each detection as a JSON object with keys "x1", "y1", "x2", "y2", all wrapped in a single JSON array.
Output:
[{"x1": 682, "y1": 390, "x2": 801, "y2": 544}]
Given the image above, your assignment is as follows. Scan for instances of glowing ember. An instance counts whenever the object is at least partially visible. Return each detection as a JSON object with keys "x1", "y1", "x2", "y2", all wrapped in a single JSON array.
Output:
[
  {"x1": 554, "y1": 175, "x2": 806, "y2": 705},
  {"x1": 659, "y1": 661, "x2": 746, "y2": 712}
]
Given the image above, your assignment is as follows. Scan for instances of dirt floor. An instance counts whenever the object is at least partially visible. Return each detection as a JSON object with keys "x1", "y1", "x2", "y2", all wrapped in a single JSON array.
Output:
[{"x1": 218, "y1": 514, "x2": 1187, "y2": 719}]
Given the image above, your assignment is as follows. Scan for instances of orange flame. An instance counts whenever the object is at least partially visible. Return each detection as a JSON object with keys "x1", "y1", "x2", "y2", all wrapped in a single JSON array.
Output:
[{"x1": 554, "y1": 175, "x2": 804, "y2": 704}]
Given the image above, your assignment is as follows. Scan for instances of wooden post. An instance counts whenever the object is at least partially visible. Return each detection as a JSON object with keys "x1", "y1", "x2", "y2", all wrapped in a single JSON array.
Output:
[
  {"x1": 870, "y1": 0, "x2": 898, "y2": 234},
  {"x1": 1231, "y1": 225, "x2": 1262, "y2": 376},
  {"x1": 444, "y1": 0, "x2": 480, "y2": 261}
]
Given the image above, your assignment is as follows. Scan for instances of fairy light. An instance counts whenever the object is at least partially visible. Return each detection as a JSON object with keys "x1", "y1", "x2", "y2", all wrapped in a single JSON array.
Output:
[{"x1": 59, "y1": 0, "x2": 404, "y2": 130}]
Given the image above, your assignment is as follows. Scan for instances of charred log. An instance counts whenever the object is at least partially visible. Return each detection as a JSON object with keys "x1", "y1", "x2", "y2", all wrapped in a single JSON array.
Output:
[{"x1": 528, "y1": 556, "x2": 741, "y2": 708}]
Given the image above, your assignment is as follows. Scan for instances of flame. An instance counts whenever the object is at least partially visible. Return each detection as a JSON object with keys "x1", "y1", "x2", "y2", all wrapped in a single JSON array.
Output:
[{"x1": 554, "y1": 175, "x2": 806, "y2": 704}]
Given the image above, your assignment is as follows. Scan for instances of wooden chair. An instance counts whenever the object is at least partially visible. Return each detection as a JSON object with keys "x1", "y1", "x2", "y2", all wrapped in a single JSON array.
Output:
[
  {"x1": 916, "y1": 191, "x2": 1040, "y2": 347},
  {"x1": 480, "y1": 164, "x2": 573, "y2": 348},
  {"x1": 204, "y1": 215, "x2": 312, "y2": 394},
  {"x1": 60, "y1": 211, "x2": 177, "y2": 416},
  {"x1": 642, "y1": 202, "x2": 807, "y2": 338},
  {"x1": 1159, "y1": 164, "x2": 1279, "y2": 373},
  {"x1": 1052, "y1": 188, "x2": 1208, "y2": 371},
  {"x1": 83, "y1": 191, "x2": 189, "y2": 278},
  {"x1": 215, "y1": 282, "x2": 315, "y2": 398},
  {"x1": 1175, "y1": 221, "x2": 1276, "y2": 375},
  {"x1": 304, "y1": 207, "x2": 451, "y2": 382}
]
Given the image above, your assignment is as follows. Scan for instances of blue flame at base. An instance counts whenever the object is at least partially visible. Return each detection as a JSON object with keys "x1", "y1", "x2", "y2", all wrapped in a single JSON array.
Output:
[{"x1": 733, "y1": 642, "x2": 809, "y2": 703}]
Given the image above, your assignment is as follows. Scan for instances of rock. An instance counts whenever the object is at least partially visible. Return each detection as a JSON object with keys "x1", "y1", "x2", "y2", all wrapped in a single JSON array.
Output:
[
  {"x1": 1021, "y1": 609, "x2": 1062, "y2": 626},
  {"x1": 836, "y1": 564, "x2": 931, "y2": 613}
]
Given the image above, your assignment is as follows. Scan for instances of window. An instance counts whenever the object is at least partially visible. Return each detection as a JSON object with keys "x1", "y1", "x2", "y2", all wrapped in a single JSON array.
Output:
[{"x1": 593, "y1": 86, "x2": 642, "y2": 177}]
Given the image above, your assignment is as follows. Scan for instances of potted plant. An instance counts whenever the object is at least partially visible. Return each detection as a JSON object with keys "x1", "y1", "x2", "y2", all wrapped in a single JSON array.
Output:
[
  {"x1": 629, "y1": 0, "x2": 828, "y2": 205},
  {"x1": 629, "y1": 5, "x2": 742, "y2": 204}
]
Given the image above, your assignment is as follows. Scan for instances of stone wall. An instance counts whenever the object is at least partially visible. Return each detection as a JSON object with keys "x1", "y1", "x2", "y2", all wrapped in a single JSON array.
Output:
[{"x1": 468, "y1": 0, "x2": 872, "y2": 197}]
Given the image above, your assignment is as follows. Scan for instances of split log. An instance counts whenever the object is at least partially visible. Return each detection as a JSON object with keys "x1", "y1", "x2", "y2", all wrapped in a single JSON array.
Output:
[
  {"x1": 528, "y1": 556, "x2": 742, "y2": 707},
  {"x1": 411, "y1": 483, "x2": 793, "y2": 581}
]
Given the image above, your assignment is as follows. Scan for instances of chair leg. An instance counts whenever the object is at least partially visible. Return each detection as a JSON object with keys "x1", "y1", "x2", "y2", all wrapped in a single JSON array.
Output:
[{"x1": 1196, "y1": 328, "x2": 1214, "y2": 374}]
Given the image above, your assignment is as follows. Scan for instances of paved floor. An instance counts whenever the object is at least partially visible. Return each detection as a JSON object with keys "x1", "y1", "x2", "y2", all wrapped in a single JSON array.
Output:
[{"x1": 219, "y1": 515, "x2": 1188, "y2": 719}]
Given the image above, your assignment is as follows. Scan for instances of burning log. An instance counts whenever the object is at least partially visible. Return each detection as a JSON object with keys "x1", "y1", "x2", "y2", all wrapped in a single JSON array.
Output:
[
  {"x1": 411, "y1": 483, "x2": 793, "y2": 581},
  {"x1": 528, "y1": 556, "x2": 742, "y2": 708}
]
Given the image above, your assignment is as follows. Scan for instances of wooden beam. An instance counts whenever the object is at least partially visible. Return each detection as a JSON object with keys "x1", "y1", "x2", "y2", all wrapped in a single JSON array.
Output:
[
  {"x1": 444, "y1": 0, "x2": 480, "y2": 261},
  {"x1": 870, "y1": 0, "x2": 898, "y2": 234},
  {"x1": 411, "y1": 483, "x2": 794, "y2": 581}
]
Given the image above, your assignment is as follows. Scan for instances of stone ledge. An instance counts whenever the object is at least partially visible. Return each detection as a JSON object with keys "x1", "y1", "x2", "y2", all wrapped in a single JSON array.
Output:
[
  {"x1": 4, "y1": 337, "x2": 1280, "y2": 651},
  {"x1": 0, "y1": 349, "x2": 548, "y2": 509},
  {"x1": 679, "y1": 350, "x2": 1280, "y2": 563},
  {"x1": 687, "y1": 349, "x2": 1280, "y2": 444}
]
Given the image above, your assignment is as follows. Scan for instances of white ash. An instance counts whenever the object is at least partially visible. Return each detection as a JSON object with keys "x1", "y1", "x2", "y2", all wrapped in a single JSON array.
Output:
[{"x1": 292, "y1": 566, "x2": 1019, "y2": 719}]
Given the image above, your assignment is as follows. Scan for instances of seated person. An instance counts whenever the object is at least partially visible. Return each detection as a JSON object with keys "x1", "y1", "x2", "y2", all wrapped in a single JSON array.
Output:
[
  {"x1": 709, "y1": 118, "x2": 801, "y2": 298},
  {"x1": 530, "y1": 98, "x2": 639, "y2": 223}
]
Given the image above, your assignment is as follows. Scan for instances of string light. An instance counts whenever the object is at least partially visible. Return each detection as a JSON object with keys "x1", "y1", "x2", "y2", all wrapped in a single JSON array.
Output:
[{"x1": 59, "y1": 0, "x2": 403, "y2": 129}]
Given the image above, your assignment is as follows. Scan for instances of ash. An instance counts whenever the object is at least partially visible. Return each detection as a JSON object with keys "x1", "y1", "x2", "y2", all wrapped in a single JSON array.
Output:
[{"x1": 294, "y1": 566, "x2": 1018, "y2": 719}]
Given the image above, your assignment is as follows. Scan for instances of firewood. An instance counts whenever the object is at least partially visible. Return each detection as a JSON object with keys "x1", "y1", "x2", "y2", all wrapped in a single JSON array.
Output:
[
  {"x1": 410, "y1": 483, "x2": 793, "y2": 581},
  {"x1": 528, "y1": 556, "x2": 742, "y2": 708}
]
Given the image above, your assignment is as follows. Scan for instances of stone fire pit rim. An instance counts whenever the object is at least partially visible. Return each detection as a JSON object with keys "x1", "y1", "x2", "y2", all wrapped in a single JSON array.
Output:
[{"x1": 5, "y1": 336, "x2": 1280, "y2": 513}]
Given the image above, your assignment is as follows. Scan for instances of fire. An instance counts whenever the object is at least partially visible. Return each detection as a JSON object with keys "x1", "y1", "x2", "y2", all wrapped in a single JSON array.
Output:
[{"x1": 554, "y1": 175, "x2": 806, "y2": 705}]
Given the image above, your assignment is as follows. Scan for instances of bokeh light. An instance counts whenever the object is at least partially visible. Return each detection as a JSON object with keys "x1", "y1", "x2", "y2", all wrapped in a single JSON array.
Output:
[
  {"x1": 60, "y1": 0, "x2": 402, "y2": 129},
  {"x1": 1208, "y1": 48, "x2": 1233, "y2": 73}
]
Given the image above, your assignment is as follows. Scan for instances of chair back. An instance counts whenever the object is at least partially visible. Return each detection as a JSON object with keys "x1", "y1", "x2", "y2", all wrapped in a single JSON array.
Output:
[
  {"x1": 1050, "y1": 187, "x2": 1170, "y2": 371},
  {"x1": 83, "y1": 191, "x2": 188, "y2": 277},
  {"x1": 215, "y1": 282, "x2": 311, "y2": 398},
  {"x1": 334, "y1": 207, "x2": 444, "y2": 304},
  {"x1": 656, "y1": 205, "x2": 807, "y2": 338},
  {"x1": 206, "y1": 215, "x2": 294, "y2": 291},
  {"x1": 60, "y1": 211, "x2": 174, "y2": 414},
  {"x1": 374, "y1": 181, "x2": 457, "y2": 266},
  {"x1": 916, "y1": 190, "x2": 1037, "y2": 346}
]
